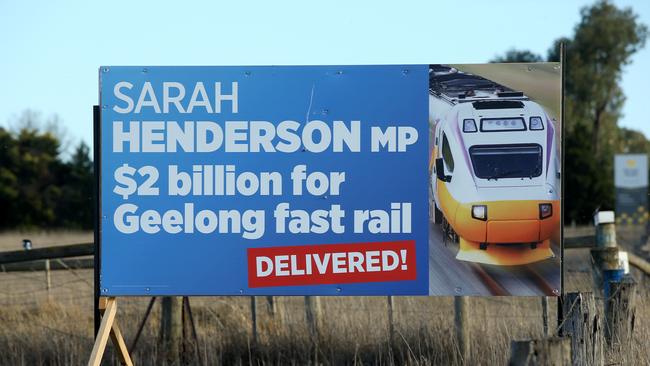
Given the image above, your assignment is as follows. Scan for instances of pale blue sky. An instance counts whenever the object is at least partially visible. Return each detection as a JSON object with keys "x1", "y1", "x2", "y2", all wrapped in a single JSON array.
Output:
[{"x1": 1, "y1": 0, "x2": 648, "y2": 153}]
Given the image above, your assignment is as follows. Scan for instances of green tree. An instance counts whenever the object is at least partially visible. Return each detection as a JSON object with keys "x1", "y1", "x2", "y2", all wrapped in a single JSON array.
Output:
[
  {"x1": 0, "y1": 128, "x2": 20, "y2": 227},
  {"x1": 12, "y1": 127, "x2": 64, "y2": 227},
  {"x1": 0, "y1": 111, "x2": 94, "y2": 230},
  {"x1": 616, "y1": 127, "x2": 650, "y2": 154},
  {"x1": 58, "y1": 142, "x2": 94, "y2": 229},
  {"x1": 493, "y1": 2, "x2": 648, "y2": 223},
  {"x1": 490, "y1": 49, "x2": 543, "y2": 63},
  {"x1": 549, "y1": 1, "x2": 647, "y2": 154},
  {"x1": 557, "y1": 1, "x2": 647, "y2": 223},
  {"x1": 488, "y1": 2, "x2": 647, "y2": 222}
]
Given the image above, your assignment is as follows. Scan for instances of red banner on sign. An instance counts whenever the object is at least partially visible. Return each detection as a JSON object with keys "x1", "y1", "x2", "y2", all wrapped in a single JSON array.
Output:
[{"x1": 247, "y1": 240, "x2": 416, "y2": 288}]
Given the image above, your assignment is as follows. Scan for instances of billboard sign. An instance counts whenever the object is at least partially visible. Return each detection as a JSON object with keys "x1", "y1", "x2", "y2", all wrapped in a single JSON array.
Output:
[
  {"x1": 99, "y1": 64, "x2": 562, "y2": 296},
  {"x1": 614, "y1": 154, "x2": 648, "y2": 225}
]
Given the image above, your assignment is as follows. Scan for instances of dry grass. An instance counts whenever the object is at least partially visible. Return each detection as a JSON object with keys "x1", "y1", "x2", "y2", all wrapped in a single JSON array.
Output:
[{"x1": 0, "y1": 230, "x2": 648, "y2": 365}]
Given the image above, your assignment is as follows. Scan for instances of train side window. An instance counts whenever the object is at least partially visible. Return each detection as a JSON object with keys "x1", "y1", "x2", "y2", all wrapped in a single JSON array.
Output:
[{"x1": 442, "y1": 133, "x2": 454, "y2": 172}]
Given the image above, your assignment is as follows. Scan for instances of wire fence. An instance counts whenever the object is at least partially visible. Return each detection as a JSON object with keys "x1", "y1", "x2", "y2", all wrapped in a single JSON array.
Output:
[{"x1": 0, "y1": 226, "x2": 649, "y2": 365}]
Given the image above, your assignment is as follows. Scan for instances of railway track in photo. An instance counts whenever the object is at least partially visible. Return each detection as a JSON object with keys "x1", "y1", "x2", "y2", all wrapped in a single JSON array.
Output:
[
  {"x1": 472, "y1": 259, "x2": 559, "y2": 296},
  {"x1": 428, "y1": 221, "x2": 561, "y2": 296}
]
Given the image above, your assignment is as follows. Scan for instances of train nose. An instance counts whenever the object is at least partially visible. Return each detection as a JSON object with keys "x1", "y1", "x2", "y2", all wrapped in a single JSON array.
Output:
[
  {"x1": 487, "y1": 219, "x2": 540, "y2": 243},
  {"x1": 455, "y1": 200, "x2": 559, "y2": 265},
  {"x1": 484, "y1": 201, "x2": 559, "y2": 243},
  {"x1": 456, "y1": 200, "x2": 560, "y2": 244},
  {"x1": 456, "y1": 238, "x2": 555, "y2": 265}
]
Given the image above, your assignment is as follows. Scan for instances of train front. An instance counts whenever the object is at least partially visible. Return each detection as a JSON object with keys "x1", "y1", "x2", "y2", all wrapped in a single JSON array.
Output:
[{"x1": 435, "y1": 99, "x2": 560, "y2": 265}]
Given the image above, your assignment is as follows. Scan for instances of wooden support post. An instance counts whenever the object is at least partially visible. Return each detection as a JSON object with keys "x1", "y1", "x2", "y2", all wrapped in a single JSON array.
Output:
[
  {"x1": 266, "y1": 296, "x2": 275, "y2": 317},
  {"x1": 560, "y1": 292, "x2": 603, "y2": 366},
  {"x1": 541, "y1": 297, "x2": 549, "y2": 337},
  {"x1": 305, "y1": 296, "x2": 318, "y2": 341},
  {"x1": 605, "y1": 276, "x2": 637, "y2": 353},
  {"x1": 161, "y1": 296, "x2": 183, "y2": 364},
  {"x1": 87, "y1": 297, "x2": 134, "y2": 366},
  {"x1": 45, "y1": 259, "x2": 51, "y2": 300},
  {"x1": 266, "y1": 296, "x2": 275, "y2": 319},
  {"x1": 509, "y1": 338, "x2": 571, "y2": 366},
  {"x1": 387, "y1": 296, "x2": 394, "y2": 345},
  {"x1": 131, "y1": 296, "x2": 157, "y2": 354},
  {"x1": 93, "y1": 105, "x2": 101, "y2": 338},
  {"x1": 454, "y1": 296, "x2": 469, "y2": 364},
  {"x1": 109, "y1": 318, "x2": 132, "y2": 366},
  {"x1": 183, "y1": 297, "x2": 200, "y2": 361},
  {"x1": 250, "y1": 296, "x2": 258, "y2": 346}
]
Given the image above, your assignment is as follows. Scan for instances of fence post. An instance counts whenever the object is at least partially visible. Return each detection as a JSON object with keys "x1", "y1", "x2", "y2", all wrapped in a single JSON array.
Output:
[
  {"x1": 45, "y1": 259, "x2": 51, "y2": 300},
  {"x1": 509, "y1": 337, "x2": 571, "y2": 366},
  {"x1": 541, "y1": 296, "x2": 549, "y2": 337},
  {"x1": 250, "y1": 296, "x2": 258, "y2": 346},
  {"x1": 560, "y1": 292, "x2": 603, "y2": 366},
  {"x1": 160, "y1": 296, "x2": 183, "y2": 364},
  {"x1": 305, "y1": 296, "x2": 318, "y2": 341},
  {"x1": 266, "y1": 296, "x2": 274, "y2": 318},
  {"x1": 454, "y1": 296, "x2": 469, "y2": 364},
  {"x1": 605, "y1": 276, "x2": 637, "y2": 353},
  {"x1": 387, "y1": 296, "x2": 394, "y2": 345}
]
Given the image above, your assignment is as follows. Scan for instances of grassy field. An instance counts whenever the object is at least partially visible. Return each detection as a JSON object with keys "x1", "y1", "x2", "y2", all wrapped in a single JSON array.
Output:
[{"x1": 0, "y1": 229, "x2": 648, "y2": 365}]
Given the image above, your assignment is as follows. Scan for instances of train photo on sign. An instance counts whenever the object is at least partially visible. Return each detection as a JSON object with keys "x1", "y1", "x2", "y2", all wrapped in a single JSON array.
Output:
[{"x1": 428, "y1": 65, "x2": 561, "y2": 266}]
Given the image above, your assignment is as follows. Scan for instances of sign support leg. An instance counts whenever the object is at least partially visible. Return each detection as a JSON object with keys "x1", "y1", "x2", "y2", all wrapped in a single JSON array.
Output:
[
  {"x1": 130, "y1": 296, "x2": 157, "y2": 354},
  {"x1": 87, "y1": 297, "x2": 134, "y2": 366},
  {"x1": 183, "y1": 296, "x2": 200, "y2": 359}
]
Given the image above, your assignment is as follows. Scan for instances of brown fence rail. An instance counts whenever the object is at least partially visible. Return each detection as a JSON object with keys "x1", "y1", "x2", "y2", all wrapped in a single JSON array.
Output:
[
  {"x1": 0, "y1": 243, "x2": 93, "y2": 265},
  {"x1": 0, "y1": 258, "x2": 93, "y2": 272},
  {"x1": 1, "y1": 237, "x2": 649, "y2": 275}
]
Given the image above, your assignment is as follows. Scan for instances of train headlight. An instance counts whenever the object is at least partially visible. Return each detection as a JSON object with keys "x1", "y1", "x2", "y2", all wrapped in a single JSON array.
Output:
[
  {"x1": 463, "y1": 119, "x2": 477, "y2": 133},
  {"x1": 530, "y1": 116, "x2": 544, "y2": 130},
  {"x1": 539, "y1": 203, "x2": 553, "y2": 219},
  {"x1": 471, "y1": 205, "x2": 487, "y2": 221}
]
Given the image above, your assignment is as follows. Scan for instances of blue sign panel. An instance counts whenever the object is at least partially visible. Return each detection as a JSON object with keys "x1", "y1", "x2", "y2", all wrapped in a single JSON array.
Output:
[{"x1": 100, "y1": 65, "x2": 430, "y2": 295}]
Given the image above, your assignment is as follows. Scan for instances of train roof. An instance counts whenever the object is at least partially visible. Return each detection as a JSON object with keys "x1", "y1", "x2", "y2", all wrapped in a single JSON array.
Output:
[{"x1": 429, "y1": 64, "x2": 529, "y2": 106}]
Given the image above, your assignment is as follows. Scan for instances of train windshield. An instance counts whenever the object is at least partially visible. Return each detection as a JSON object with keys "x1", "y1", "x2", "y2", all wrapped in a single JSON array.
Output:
[{"x1": 469, "y1": 144, "x2": 542, "y2": 180}]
